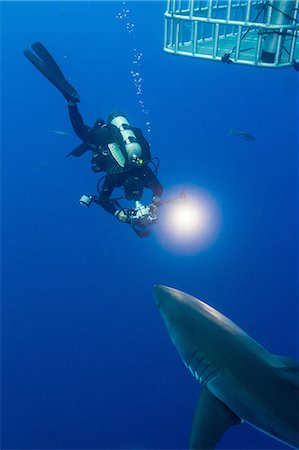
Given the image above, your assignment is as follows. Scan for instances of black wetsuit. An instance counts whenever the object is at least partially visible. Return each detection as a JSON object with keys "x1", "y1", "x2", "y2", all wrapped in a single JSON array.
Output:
[
  {"x1": 68, "y1": 104, "x2": 163, "y2": 215},
  {"x1": 68, "y1": 104, "x2": 119, "y2": 173},
  {"x1": 98, "y1": 165, "x2": 163, "y2": 215}
]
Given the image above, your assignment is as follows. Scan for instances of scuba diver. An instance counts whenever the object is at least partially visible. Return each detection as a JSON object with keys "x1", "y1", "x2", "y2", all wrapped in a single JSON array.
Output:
[{"x1": 23, "y1": 42, "x2": 163, "y2": 237}]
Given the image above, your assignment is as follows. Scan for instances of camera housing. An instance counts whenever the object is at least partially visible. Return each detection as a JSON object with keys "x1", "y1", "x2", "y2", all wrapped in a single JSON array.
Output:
[{"x1": 79, "y1": 194, "x2": 94, "y2": 208}]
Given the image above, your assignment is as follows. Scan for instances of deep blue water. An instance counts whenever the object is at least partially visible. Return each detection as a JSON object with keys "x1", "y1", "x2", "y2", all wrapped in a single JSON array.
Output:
[{"x1": 1, "y1": 1, "x2": 298, "y2": 449}]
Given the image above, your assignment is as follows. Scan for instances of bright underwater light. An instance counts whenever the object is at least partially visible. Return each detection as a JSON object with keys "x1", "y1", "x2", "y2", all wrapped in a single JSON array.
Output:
[
  {"x1": 156, "y1": 186, "x2": 222, "y2": 254},
  {"x1": 167, "y1": 202, "x2": 204, "y2": 235}
]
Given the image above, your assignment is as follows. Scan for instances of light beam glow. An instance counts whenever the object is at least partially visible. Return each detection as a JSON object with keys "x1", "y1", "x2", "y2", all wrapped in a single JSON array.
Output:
[{"x1": 156, "y1": 186, "x2": 222, "y2": 254}]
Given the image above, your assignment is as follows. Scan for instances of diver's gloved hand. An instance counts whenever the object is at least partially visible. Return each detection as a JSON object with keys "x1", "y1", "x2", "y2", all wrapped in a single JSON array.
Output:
[
  {"x1": 91, "y1": 164, "x2": 101, "y2": 173},
  {"x1": 115, "y1": 210, "x2": 129, "y2": 223},
  {"x1": 152, "y1": 195, "x2": 161, "y2": 206}
]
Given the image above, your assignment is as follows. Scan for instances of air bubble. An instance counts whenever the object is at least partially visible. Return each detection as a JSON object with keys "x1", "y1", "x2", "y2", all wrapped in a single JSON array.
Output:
[{"x1": 116, "y1": 1, "x2": 151, "y2": 133}]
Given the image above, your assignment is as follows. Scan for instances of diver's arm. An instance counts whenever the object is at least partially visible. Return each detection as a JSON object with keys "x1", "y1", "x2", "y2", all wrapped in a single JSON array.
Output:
[
  {"x1": 96, "y1": 177, "x2": 118, "y2": 215},
  {"x1": 68, "y1": 103, "x2": 92, "y2": 142},
  {"x1": 144, "y1": 166, "x2": 163, "y2": 198}
]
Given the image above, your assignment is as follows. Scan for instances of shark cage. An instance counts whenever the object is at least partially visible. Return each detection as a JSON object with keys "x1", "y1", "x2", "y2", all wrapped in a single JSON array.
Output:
[{"x1": 164, "y1": 0, "x2": 299, "y2": 68}]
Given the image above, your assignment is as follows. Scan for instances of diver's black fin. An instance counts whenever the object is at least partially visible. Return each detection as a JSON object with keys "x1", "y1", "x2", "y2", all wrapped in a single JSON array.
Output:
[
  {"x1": 67, "y1": 143, "x2": 90, "y2": 158},
  {"x1": 23, "y1": 42, "x2": 80, "y2": 103},
  {"x1": 31, "y1": 42, "x2": 65, "y2": 78}
]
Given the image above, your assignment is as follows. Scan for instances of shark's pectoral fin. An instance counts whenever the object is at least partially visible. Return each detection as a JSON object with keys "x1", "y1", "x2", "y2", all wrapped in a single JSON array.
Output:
[{"x1": 189, "y1": 386, "x2": 241, "y2": 450}]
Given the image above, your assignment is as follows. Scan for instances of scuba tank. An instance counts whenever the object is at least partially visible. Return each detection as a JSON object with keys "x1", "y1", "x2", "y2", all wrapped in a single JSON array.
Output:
[{"x1": 108, "y1": 112, "x2": 142, "y2": 165}]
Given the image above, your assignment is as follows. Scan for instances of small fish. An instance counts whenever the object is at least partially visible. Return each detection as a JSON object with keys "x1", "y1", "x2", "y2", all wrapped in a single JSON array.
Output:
[
  {"x1": 229, "y1": 128, "x2": 255, "y2": 141},
  {"x1": 35, "y1": 162, "x2": 48, "y2": 170},
  {"x1": 48, "y1": 129, "x2": 68, "y2": 136}
]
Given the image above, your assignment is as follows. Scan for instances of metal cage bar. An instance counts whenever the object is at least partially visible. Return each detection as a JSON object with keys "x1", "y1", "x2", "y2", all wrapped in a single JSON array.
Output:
[{"x1": 164, "y1": 0, "x2": 299, "y2": 68}]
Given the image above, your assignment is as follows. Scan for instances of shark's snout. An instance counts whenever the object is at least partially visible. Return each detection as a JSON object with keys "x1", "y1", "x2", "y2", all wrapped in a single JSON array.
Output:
[
  {"x1": 154, "y1": 284, "x2": 174, "y2": 309},
  {"x1": 154, "y1": 284, "x2": 164, "y2": 308},
  {"x1": 154, "y1": 285, "x2": 186, "y2": 321}
]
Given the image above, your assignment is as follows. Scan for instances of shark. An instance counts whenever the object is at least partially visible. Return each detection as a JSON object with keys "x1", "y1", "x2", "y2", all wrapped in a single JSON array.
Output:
[{"x1": 155, "y1": 285, "x2": 299, "y2": 449}]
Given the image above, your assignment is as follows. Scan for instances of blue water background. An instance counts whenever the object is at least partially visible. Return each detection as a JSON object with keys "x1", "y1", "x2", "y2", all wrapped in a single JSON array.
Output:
[{"x1": 1, "y1": 1, "x2": 298, "y2": 449}]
